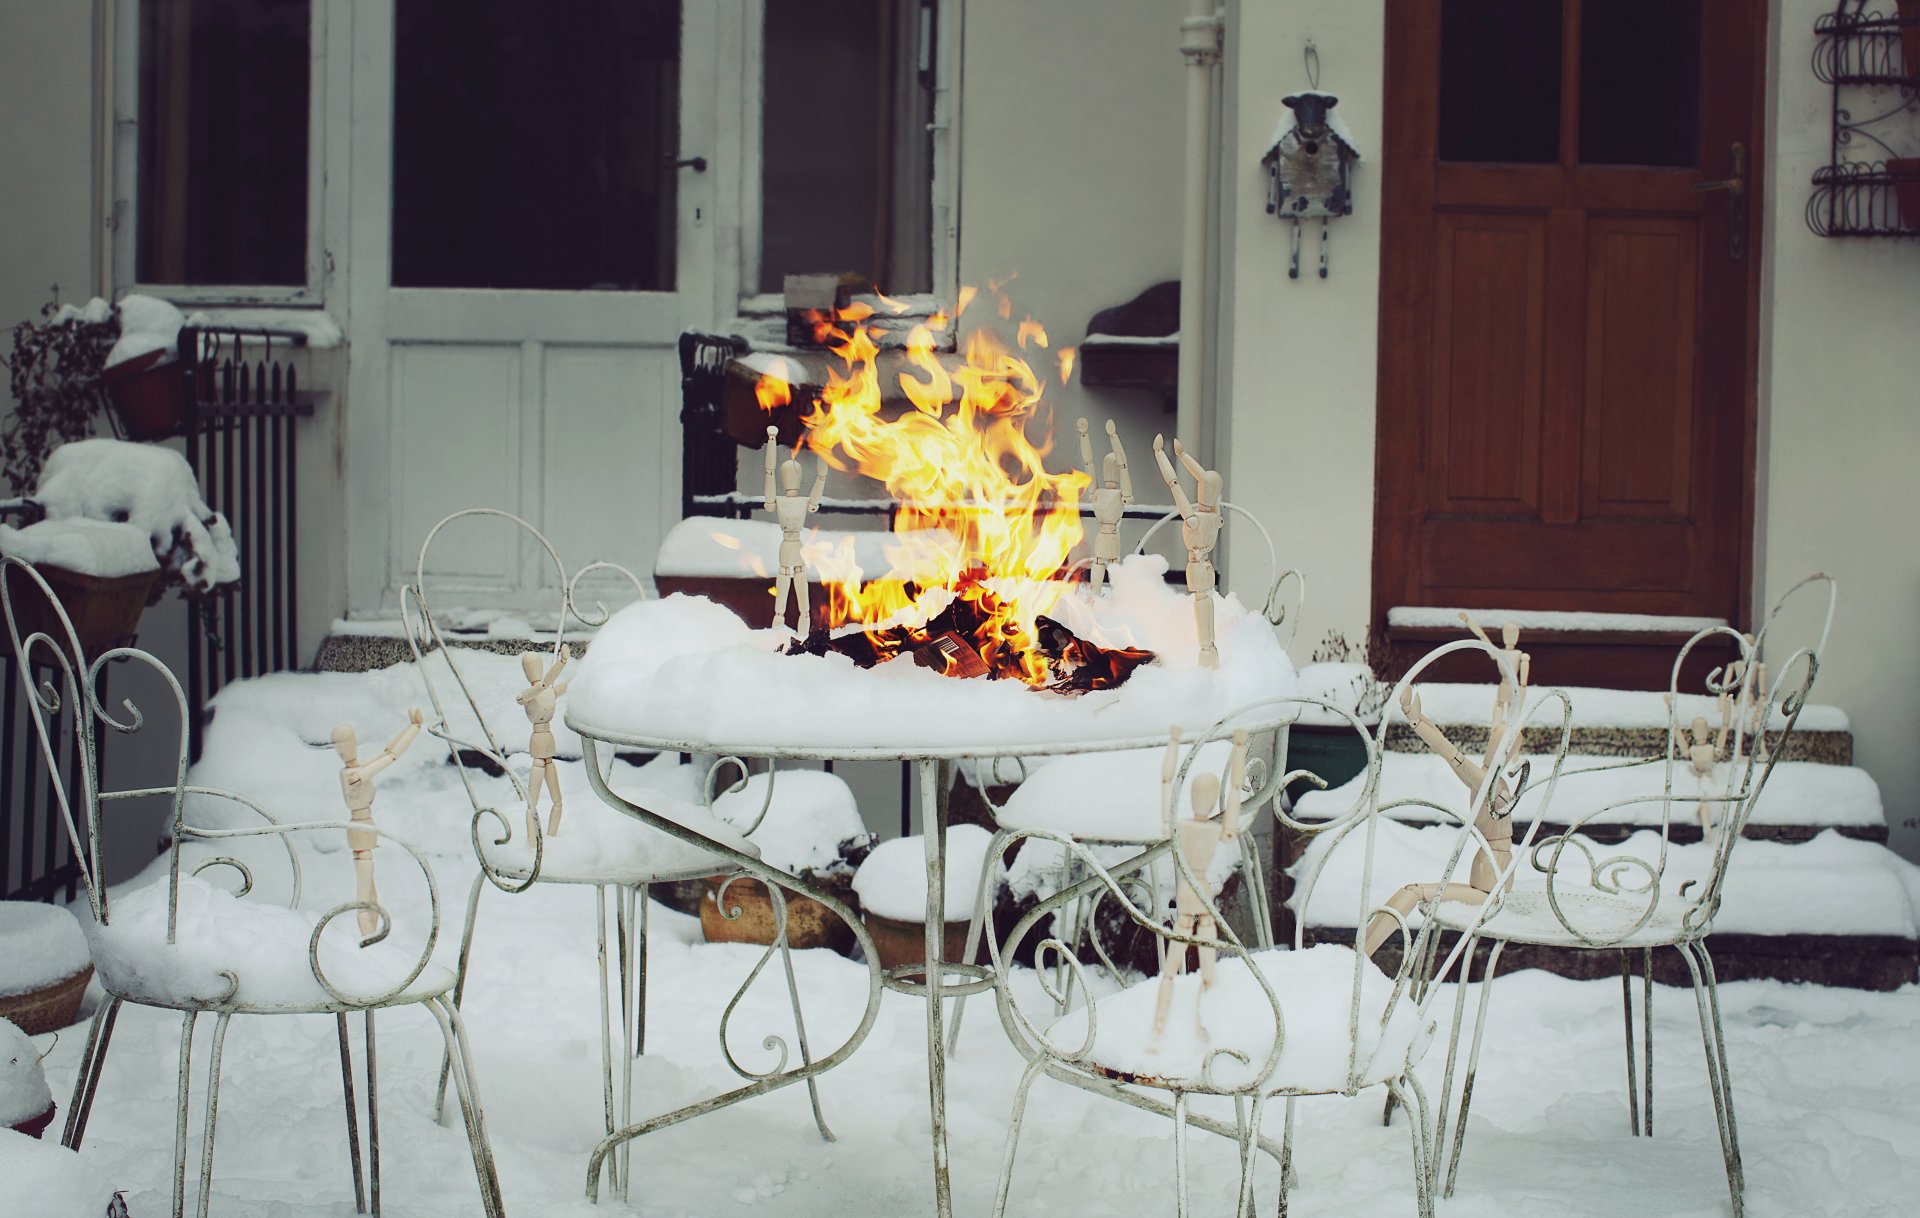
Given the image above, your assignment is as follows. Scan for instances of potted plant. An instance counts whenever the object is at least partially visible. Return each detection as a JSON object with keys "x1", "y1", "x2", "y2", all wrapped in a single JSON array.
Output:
[
  {"x1": 1898, "y1": 0, "x2": 1919, "y2": 83},
  {"x1": 1886, "y1": 156, "x2": 1920, "y2": 230},
  {"x1": 850, "y1": 824, "x2": 998, "y2": 971},
  {"x1": 700, "y1": 769, "x2": 874, "y2": 952}
]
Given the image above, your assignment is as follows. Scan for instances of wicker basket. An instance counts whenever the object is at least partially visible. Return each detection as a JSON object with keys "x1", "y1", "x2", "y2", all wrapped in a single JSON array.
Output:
[{"x1": 0, "y1": 965, "x2": 94, "y2": 1036}]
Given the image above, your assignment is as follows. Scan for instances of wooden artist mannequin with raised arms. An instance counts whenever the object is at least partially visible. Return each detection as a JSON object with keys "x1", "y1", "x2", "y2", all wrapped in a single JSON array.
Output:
[
  {"x1": 333, "y1": 709, "x2": 424, "y2": 938},
  {"x1": 1152, "y1": 434, "x2": 1224, "y2": 668},
  {"x1": 1150, "y1": 728, "x2": 1250, "y2": 1046},
  {"x1": 1363, "y1": 617, "x2": 1530, "y2": 957},
  {"x1": 1077, "y1": 417, "x2": 1134, "y2": 594},
  {"x1": 765, "y1": 425, "x2": 828, "y2": 633},
  {"x1": 518, "y1": 643, "x2": 572, "y2": 837}
]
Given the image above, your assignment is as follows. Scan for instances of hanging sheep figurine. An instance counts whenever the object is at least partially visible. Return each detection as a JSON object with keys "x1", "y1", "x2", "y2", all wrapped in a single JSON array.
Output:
[{"x1": 1261, "y1": 48, "x2": 1360, "y2": 280}]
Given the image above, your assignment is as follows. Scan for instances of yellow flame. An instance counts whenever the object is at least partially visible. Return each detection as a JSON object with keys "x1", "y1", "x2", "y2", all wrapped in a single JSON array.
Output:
[
  {"x1": 1016, "y1": 319, "x2": 1049, "y2": 350},
  {"x1": 755, "y1": 357, "x2": 793, "y2": 412},
  {"x1": 1058, "y1": 347, "x2": 1078, "y2": 385}
]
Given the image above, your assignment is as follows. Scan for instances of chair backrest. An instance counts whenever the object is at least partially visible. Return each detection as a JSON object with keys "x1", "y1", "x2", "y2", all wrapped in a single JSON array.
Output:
[
  {"x1": 1130, "y1": 501, "x2": 1304, "y2": 649},
  {"x1": 400, "y1": 508, "x2": 647, "y2": 890},
  {"x1": 1506, "y1": 575, "x2": 1832, "y2": 946},
  {"x1": 3, "y1": 555, "x2": 441, "y2": 1008}
]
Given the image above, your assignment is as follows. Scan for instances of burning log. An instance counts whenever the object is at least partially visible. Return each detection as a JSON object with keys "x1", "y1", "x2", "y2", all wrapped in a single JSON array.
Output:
[{"x1": 782, "y1": 576, "x2": 1154, "y2": 694}]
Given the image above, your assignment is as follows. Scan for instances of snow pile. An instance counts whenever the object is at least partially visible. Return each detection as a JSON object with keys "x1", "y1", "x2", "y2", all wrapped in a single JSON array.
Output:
[
  {"x1": 569, "y1": 555, "x2": 1299, "y2": 754},
  {"x1": 655, "y1": 517, "x2": 961, "y2": 582},
  {"x1": 1385, "y1": 606, "x2": 1725, "y2": 634},
  {"x1": 33, "y1": 440, "x2": 238, "y2": 593},
  {"x1": 102, "y1": 294, "x2": 186, "y2": 371},
  {"x1": 712, "y1": 770, "x2": 870, "y2": 877},
  {"x1": 1399, "y1": 682, "x2": 1848, "y2": 733},
  {"x1": 1289, "y1": 820, "x2": 1920, "y2": 938},
  {"x1": 0, "y1": 1019, "x2": 54, "y2": 1127},
  {"x1": 85, "y1": 874, "x2": 450, "y2": 1009},
  {"x1": 996, "y1": 739, "x2": 1240, "y2": 841},
  {"x1": 1295, "y1": 753, "x2": 1885, "y2": 831},
  {"x1": 1047, "y1": 944, "x2": 1424, "y2": 1091},
  {"x1": 1291, "y1": 661, "x2": 1387, "y2": 725},
  {"x1": 1005, "y1": 833, "x2": 1244, "y2": 916},
  {"x1": 853, "y1": 825, "x2": 999, "y2": 922},
  {"x1": 0, "y1": 1128, "x2": 124, "y2": 1217},
  {"x1": 0, "y1": 902, "x2": 91, "y2": 997},
  {"x1": 0, "y1": 518, "x2": 159, "y2": 580}
]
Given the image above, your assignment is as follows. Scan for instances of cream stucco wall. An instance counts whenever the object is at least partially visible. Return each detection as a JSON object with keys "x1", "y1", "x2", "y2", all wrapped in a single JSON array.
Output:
[
  {"x1": 1218, "y1": 0, "x2": 1384, "y2": 657},
  {"x1": 0, "y1": 1, "x2": 101, "y2": 327},
  {"x1": 1760, "y1": 0, "x2": 1920, "y2": 857}
]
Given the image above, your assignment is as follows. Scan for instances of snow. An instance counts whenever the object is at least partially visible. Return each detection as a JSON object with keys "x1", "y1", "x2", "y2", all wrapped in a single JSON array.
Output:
[
  {"x1": 1289, "y1": 820, "x2": 1920, "y2": 938},
  {"x1": 0, "y1": 902, "x2": 91, "y2": 998},
  {"x1": 180, "y1": 307, "x2": 344, "y2": 349},
  {"x1": 33, "y1": 440, "x2": 239, "y2": 593},
  {"x1": 1295, "y1": 753, "x2": 1885, "y2": 831},
  {"x1": 568, "y1": 555, "x2": 1300, "y2": 755},
  {"x1": 1046, "y1": 944, "x2": 1422, "y2": 1091},
  {"x1": 1401, "y1": 682, "x2": 1849, "y2": 733},
  {"x1": 23, "y1": 656, "x2": 1920, "y2": 1217},
  {"x1": 45, "y1": 297, "x2": 113, "y2": 327},
  {"x1": 103, "y1": 294, "x2": 186, "y2": 370},
  {"x1": 1078, "y1": 331, "x2": 1179, "y2": 346},
  {"x1": 1386, "y1": 606, "x2": 1727, "y2": 634},
  {"x1": 852, "y1": 825, "x2": 1000, "y2": 922},
  {"x1": 0, "y1": 1129, "x2": 122, "y2": 1216},
  {"x1": 995, "y1": 739, "x2": 1240, "y2": 841},
  {"x1": 1, "y1": 1018, "x2": 55, "y2": 1126},
  {"x1": 654, "y1": 517, "x2": 961, "y2": 582},
  {"x1": 0, "y1": 519, "x2": 158, "y2": 580},
  {"x1": 712, "y1": 770, "x2": 870, "y2": 877}
]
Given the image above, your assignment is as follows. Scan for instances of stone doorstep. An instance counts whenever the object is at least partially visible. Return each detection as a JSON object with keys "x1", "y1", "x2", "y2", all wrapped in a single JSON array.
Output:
[
  {"x1": 1302, "y1": 925, "x2": 1920, "y2": 992},
  {"x1": 314, "y1": 631, "x2": 584, "y2": 674},
  {"x1": 1380, "y1": 721, "x2": 1853, "y2": 767}
]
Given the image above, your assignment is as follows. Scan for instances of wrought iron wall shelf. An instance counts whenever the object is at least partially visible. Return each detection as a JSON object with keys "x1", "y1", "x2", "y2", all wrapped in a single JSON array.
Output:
[{"x1": 1809, "y1": 2, "x2": 1920, "y2": 237}]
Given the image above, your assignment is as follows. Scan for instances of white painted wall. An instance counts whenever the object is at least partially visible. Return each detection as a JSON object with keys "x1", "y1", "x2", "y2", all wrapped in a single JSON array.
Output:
[
  {"x1": 1217, "y1": 0, "x2": 1384, "y2": 656},
  {"x1": 1760, "y1": 1, "x2": 1920, "y2": 857},
  {"x1": 956, "y1": 0, "x2": 1190, "y2": 521},
  {"x1": 0, "y1": 1, "x2": 101, "y2": 327}
]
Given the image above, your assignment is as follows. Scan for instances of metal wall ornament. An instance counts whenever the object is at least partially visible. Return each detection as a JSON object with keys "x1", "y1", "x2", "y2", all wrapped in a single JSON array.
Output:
[
  {"x1": 0, "y1": 554, "x2": 504, "y2": 1218},
  {"x1": 1807, "y1": 1, "x2": 1920, "y2": 236},
  {"x1": 1262, "y1": 48, "x2": 1361, "y2": 277}
]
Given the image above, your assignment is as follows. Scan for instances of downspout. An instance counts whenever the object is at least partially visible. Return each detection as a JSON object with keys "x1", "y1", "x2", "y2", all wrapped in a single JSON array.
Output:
[{"x1": 1177, "y1": 3, "x2": 1223, "y2": 453}]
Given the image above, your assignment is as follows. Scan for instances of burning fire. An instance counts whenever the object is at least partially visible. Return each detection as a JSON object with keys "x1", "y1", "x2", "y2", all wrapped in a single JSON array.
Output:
[{"x1": 757, "y1": 296, "x2": 1104, "y2": 687}]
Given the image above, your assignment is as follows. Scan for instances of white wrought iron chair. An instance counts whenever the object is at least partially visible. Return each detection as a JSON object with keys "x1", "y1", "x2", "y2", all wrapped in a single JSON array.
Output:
[
  {"x1": 1422, "y1": 575, "x2": 1834, "y2": 1217},
  {"x1": 945, "y1": 505, "x2": 1305, "y2": 1052},
  {"x1": 400, "y1": 509, "x2": 832, "y2": 1201},
  {"x1": 3, "y1": 555, "x2": 503, "y2": 1218},
  {"x1": 986, "y1": 640, "x2": 1558, "y2": 1218}
]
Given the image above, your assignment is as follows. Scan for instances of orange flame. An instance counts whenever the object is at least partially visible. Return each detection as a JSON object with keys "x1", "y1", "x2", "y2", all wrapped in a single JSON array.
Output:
[
  {"x1": 781, "y1": 292, "x2": 1090, "y2": 685},
  {"x1": 755, "y1": 358, "x2": 793, "y2": 412}
]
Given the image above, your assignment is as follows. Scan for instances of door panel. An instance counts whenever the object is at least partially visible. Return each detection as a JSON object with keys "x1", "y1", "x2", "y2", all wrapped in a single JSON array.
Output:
[
  {"x1": 1376, "y1": 0, "x2": 1762, "y2": 685},
  {"x1": 389, "y1": 343, "x2": 525, "y2": 586}
]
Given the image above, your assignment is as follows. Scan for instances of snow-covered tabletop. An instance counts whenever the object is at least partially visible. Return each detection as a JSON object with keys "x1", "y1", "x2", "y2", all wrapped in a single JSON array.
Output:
[{"x1": 566, "y1": 556, "x2": 1299, "y2": 759}]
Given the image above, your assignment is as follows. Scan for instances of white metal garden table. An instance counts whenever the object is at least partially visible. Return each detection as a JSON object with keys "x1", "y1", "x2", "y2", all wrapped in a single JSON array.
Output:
[{"x1": 567, "y1": 707, "x2": 1295, "y2": 1217}]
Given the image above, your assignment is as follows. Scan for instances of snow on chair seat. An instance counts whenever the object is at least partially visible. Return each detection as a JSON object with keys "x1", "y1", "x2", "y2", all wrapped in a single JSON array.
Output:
[
  {"x1": 1045, "y1": 942, "x2": 1429, "y2": 1092},
  {"x1": 85, "y1": 873, "x2": 456, "y2": 1012},
  {"x1": 995, "y1": 739, "x2": 1240, "y2": 842}
]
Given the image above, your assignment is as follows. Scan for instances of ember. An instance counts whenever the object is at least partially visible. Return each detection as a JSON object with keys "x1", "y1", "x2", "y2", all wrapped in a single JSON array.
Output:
[{"x1": 781, "y1": 572, "x2": 1155, "y2": 694}]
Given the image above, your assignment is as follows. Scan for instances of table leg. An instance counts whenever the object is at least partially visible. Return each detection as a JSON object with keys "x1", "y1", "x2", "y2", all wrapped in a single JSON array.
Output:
[{"x1": 920, "y1": 757, "x2": 953, "y2": 1218}]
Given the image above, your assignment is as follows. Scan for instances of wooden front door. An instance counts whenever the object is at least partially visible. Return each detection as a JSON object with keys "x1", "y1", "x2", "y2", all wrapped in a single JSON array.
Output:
[{"x1": 1374, "y1": 0, "x2": 1765, "y2": 685}]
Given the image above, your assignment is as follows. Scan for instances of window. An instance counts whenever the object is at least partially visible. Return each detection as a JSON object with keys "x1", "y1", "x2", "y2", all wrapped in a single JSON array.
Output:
[
  {"x1": 756, "y1": 0, "x2": 937, "y2": 296},
  {"x1": 390, "y1": 0, "x2": 682, "y2": 292},
  {"x1": 133, "y1": 0, "x2": 313, "y2": 288}
]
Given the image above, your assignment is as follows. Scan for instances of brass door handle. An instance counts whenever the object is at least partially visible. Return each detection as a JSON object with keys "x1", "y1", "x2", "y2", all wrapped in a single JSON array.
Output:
[{"x1": 1693, "y1": 142, "x2": 1747, "y2": 260}]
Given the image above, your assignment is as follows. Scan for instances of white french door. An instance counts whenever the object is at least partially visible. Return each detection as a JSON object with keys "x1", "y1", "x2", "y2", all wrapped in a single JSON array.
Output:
[{"x1": 343, "y1": 0, "x2": 745, "y2": 613}]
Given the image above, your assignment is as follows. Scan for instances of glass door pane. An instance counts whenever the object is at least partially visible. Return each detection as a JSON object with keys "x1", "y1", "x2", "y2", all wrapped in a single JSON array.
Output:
[
  {"x1": 391, "y1": 0, "x2": 681, "y2": 290},
  {"x1": 1578, "y1": 0, "x2": 1701, "y2": 167},
  {"x1": 1438, "y1": 0, "x2": 1563, "y2": 164}
]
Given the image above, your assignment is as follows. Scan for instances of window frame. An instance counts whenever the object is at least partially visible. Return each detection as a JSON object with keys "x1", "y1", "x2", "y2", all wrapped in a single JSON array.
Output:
[{"x1": 110, "y1": 0, "x2": 329, "y2": 306}]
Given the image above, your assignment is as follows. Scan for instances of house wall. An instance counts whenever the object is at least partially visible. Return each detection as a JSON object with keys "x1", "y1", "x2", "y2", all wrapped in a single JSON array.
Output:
[
  {"x1": 0, "y1": 2, "x2": 101, "y2": 330},
  {"x1": 1760, "y1": 0, "x2": 1920, "y2": 857}
]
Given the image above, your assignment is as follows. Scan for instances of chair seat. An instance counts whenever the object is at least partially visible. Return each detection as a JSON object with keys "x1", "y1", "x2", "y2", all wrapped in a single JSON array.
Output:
[
  {"x1": 1429, "y1": 888, "x2": 1692, "y2": 949},
  {"x1": 997, "y1": 740, "x2": 1238, "y2": 842},
  {"x1": 88, "y1": 875, "x2": 457, "y2": 1014},
  {"x1": 1045, "y1": 944, "x2": 1430, "y2": 1093}
]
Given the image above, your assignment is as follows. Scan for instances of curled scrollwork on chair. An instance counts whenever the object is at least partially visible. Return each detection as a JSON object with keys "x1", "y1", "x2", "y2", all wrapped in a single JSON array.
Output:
[{"x1": 702, "y1": 754, "x2": 778, "y2": 834}]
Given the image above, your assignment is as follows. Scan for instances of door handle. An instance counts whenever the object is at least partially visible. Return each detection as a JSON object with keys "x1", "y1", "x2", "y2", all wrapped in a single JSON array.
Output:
[
  {"x1": 1693, "y1": 142, "x2": 1746, "y2": 260},
  {"x1": 666, "y1": 155, "x2": 708, "y2": 173}
]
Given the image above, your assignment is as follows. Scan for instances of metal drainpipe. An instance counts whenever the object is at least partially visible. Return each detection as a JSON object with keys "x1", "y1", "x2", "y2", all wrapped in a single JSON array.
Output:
[{"x1": 1178, "y1": 4, "x2": 1223, "y2": 456}]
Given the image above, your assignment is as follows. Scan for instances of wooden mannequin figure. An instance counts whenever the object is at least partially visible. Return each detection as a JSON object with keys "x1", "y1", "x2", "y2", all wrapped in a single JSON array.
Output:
[
  {"x1": 332, "y1": 709, "x2": 424, "y2": 938},
  {"x1": 1077, "y1": 417, "x2": 1134, "y2": 594},
  {"x1": 1362, "y1": 620, "x2": 1530, "y2": 957},
  {"x1": 1152, "y1": 434, "x2": 1224, "y2": 668},
  {"x1": 517, "y1": 644, "x2": 572, "y2": 838},
  {"x1": 1150, "y1": 728, "x2": 1249, "y2": 1047},
  {"x1": 765, "y1": 425, "x2": 828, "y2": 633},
  {"x1": 1683, "y1": 714, "x2": 1725, "y2": 837}
]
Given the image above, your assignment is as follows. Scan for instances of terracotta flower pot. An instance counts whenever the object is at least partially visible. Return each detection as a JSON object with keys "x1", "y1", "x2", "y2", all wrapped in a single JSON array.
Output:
[
  {"x1": 863, "y1": 911, "x2": 980, "y2": 972},
  {"x1": 1887, "y1": 158, "x2": 1920, "y2": 230},
  {"x1": 101, "y1": 348, "x2": 191, "y2": 441},
  {"x1": 1898, "y1": 0, "x2": 1920, "y2": 80},
  {"x1": 2, "y1": 563, "x2": 157, "y2": 658},
  {"x1": 8, "y1": 1101, "x2": 56, "y2": 1140},
  {"x1": 0, "y1": 966, "x2": 95, "y2": 1037},
  {"x1": 699, "y1": 875, "x2": 852, "y2": 952}
]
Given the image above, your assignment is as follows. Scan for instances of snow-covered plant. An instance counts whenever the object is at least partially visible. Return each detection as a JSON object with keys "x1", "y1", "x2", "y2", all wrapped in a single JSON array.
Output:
[
  {"x1": 1309, "y1": 629, "x2": 1389, "y2": 720},
  {"x1": 1, "y1": 292, "x2": 118, "y2": 495}
]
